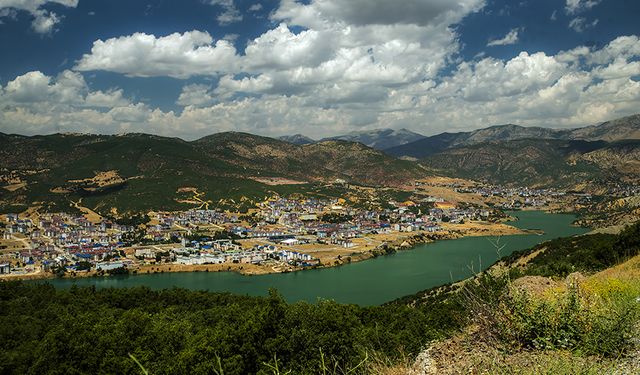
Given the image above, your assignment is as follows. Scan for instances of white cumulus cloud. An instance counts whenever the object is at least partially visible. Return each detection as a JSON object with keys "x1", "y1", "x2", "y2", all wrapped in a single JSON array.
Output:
[
  {"x1": 3, "y1": 1, "x2": 640, "y2": 140},
  {"x1": 74, "y1": 31, "x2": 240, "y2": 78}
]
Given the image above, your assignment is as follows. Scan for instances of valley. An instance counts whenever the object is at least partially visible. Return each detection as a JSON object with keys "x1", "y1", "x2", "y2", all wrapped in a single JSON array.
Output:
[{"x1": 2, "y1": 114, "x2": 640, "y2": 282}]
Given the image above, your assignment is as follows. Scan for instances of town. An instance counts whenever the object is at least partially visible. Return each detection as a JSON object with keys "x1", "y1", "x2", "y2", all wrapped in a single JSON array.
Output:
[{"x1": 0, "y1": 181, "x2": 601, "y2": 279}]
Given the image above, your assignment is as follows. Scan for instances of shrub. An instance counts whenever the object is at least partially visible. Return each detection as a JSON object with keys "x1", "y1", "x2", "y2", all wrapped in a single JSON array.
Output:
[{"x1": 466, "y1": 278, "x2": 639, "y2": 357}]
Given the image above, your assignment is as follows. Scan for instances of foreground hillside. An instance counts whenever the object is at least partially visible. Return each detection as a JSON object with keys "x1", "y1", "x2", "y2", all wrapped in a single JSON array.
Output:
[
  {"x1": 0, "y1": 132, "x2": 425, "y2": 214},
  {"x1": 0, "y1": 284, "x2": 450, "y2": 375},
  {"x1": 1, "y1": 222, "x2": 638, "y2": 374},
  {"x1": 388, "y1": 221, "x2": 640, "y2": 374}
]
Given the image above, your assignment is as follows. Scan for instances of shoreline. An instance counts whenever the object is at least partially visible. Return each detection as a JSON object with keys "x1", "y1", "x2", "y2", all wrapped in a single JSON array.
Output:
[{"x1": 1, "y1": 220, "x2": 537, "y2": 282}]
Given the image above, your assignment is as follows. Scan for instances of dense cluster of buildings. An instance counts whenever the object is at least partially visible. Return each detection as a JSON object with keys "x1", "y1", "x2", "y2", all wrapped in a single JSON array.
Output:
[
  {"x1": 0, "y1": 194, "x2": 501, "y2": 276},
  {"x1": 454, "y1": 185, "x2": 591, "y2": 209}
]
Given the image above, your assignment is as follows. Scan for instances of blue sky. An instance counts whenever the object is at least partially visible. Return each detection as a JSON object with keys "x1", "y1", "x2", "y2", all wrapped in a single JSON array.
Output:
[{"x1": 0, "y1": 0, "x2": 639, "y2": 139}]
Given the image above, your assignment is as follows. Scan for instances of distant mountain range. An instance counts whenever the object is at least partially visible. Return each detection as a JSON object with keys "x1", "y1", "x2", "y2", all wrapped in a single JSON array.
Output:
[
  {"x1": 390, "y1": 114, "x2": 640, "y2": 188},
  {"x1": 320, "y1": 128, "x2": 425, "y2": 150},
  {"x1": 277, "y1": 114, "x2": 640, "y2": 155},
  {"x1": 277, "y1": 134, "x2": 315, "y2": 145},
  {"x1": 386, "y1": 114, "x2": 640, "y2": 158}
]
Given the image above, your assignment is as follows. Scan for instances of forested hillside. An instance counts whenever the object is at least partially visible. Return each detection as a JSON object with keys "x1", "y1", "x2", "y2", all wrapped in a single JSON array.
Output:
[{"x1": 0, "y1": 132, "x2": 425, "y2": 215}]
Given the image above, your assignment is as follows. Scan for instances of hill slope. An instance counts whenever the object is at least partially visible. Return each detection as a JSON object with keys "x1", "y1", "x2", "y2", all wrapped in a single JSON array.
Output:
[
  {"x1": 193, "y1": 132, "x2": 425, "y2": 185},
  {"x1": 386, "y1": 125, "x2": 570, "y2": 158},
  {"x1": 0, "y1": 132, "x2": 425, "y2": 214},
  {"x1": 420, "y1": 138, "x2": 640, "y2": 188},
  {"x1": 569, "y1": 113, "x2": 640, "y2": 142}
]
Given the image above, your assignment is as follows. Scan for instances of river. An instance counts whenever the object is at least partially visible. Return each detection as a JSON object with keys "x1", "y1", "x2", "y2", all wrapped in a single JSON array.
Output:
[{"x1": 45, "y1": 211, "x2": 589, "y2": 305}]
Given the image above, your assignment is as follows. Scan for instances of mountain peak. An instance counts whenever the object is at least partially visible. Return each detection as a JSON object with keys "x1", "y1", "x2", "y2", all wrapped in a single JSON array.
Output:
[
  {"x1": 278, "y1": 134, "x2": 315, "y2": 145},
  {"x1": 321, "y1": 128, "x2": 425, "y2": 150}
]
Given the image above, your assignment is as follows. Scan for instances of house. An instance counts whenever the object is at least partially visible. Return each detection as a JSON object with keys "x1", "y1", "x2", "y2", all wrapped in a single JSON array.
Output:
[
  {"x1": 0, "y1": 263, "x2": 10, "y2": 274},
  {"x1": 340, "y1": 240, "x2": 354, "y2": 248},
  {"x1": 96, "y1": 261, "x2": 125, "y2": 271},
  {"x1": 135, "y1": 248, "x2": 156, "y2": 259},
  {"x1": 281, "y1": 238, "x2": 299, "y2": 246}
]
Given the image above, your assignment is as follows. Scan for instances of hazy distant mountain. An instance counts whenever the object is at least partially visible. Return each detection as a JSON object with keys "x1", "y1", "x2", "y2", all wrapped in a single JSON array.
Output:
[
  {"x1": 462, "y1": 124, "x2": 569, "y2": 145},
  {"x1": 386, "y1": 114, "x2": 640, "y2": 159},
  {"x1": 278, "y1": 134, "x2": 315, "y2": 145},
  {"x1": 386, "y1": 125, "x2": 572, "y2": 158},
  {"x1": 322, "y1": 128, "x2": 425, "y2": 150},
  {"x1": 569, "y1": 114, "x2": 640, "y2": 142}
]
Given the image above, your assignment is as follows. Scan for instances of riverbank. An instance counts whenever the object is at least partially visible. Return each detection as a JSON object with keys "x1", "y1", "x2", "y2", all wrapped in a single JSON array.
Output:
[{"x1": 1, "y1": 220, "x2": 533, "y2": 281}]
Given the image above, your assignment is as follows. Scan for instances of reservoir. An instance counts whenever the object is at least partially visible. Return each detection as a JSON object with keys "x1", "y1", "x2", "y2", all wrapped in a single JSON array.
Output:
[{"x1": 45, "y1": 211, "x2": 589, "y2": 305}]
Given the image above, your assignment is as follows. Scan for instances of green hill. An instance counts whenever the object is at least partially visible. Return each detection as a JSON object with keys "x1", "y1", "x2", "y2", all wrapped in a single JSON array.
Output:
[
  {"x1": 420, "y1": 138, "x2": 640, "y2": 188},
  {"x1": 0, "y1": 132, "x2": 426, "y2": 215}
]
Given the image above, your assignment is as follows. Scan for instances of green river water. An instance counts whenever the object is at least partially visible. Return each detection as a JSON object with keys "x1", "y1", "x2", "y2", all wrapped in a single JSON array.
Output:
[{"x1": 46, "y1": 211, "x2": 589, "y2": 305}]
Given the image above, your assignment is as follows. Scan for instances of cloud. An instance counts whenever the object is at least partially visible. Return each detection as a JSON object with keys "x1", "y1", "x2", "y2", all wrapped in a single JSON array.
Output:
[
  {"x1": 85, "y1": 89, "x2": 129, "y2": 108},
  {"x1": 5, "y1": 2, "x2": 640, "y2": 139},
  {"x1": 0, "y1": 0, "x2": 78, "y2": 33},
  {"x1": 587, "y1": 35, "x2": 640, "y2": 65},
  {"x1": 222, "y1": 33, "x2": 239, "y2": 42},
  {"x1": 207, "y1": 0, "x2": 242, "y2": 25},
  {"x1": 1, "y1": 69, "x2": 129, "y2": 108},
  {"x1": 214, "y1": 74, "x2": 274, "y2": 97},
  {"x1": 74, "y1": 31, "x2": 239, "y2": 78},
  {"x1": 248, "y1": 3, "x2": 262, "y2": 12},
  {"x1": 31, "y1": 9, "x2": 60, "y2": 33},
  {"x1": 565, "y1": 0, "x2": 601, "y2": 15},
  {"x1": 568, "y1": 16, "x2": 598, "y2": 32},
  {"x1": 4, "y1": 35, "x2": 640, "y2": 140},
  {"x1": 176, "y1": 84, "x2": 216, "y2": 107},
  {"x1": 0, "y1": 0, "x2": 78, "y2": 13},
  {"x1": 75, "y1": 0, "x2": 484, "y2": 89},
  {"x1": 243, "y1": 23, "x2": 333, "y2": 71},
  {"x1": 487, "y1": 28, "x2": 521, "y2": 46}
]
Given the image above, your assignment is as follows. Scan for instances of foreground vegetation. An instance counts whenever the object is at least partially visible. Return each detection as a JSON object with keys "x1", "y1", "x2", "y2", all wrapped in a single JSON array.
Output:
[
  {"x1": 1, "y1": 222, "x2": 639, "y2": 374},
  {"x1": 0, "y1": 284, "x2": 459, "y2": 375},
  {"x1": 388, "y1": 221, "x2": 640, "y2": 373}
]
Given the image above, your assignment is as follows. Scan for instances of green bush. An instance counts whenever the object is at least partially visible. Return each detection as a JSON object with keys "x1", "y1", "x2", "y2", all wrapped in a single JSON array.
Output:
[{"x1": 467, "y1": 280, "x2": 639, "y2": 357}]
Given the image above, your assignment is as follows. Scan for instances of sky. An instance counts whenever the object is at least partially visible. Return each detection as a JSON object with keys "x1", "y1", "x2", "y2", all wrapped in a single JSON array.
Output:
[{"x1": 0, "y1": 0, "x2": 639, "y2": 140}]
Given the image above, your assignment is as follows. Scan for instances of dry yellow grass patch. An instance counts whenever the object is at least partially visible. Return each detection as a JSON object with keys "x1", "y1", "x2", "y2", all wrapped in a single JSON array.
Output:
[
  {"x1": 3, "y1": 182, "x2": 27, "y2": 191},
  {"x1": 71, "y1": 199, "x2": 103, "y2": 223}
]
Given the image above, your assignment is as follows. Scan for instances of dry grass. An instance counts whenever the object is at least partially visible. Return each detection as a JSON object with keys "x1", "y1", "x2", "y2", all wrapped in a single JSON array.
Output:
[{"x1": 382, "y1": 255, "x2": 640, "y2": 374}]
